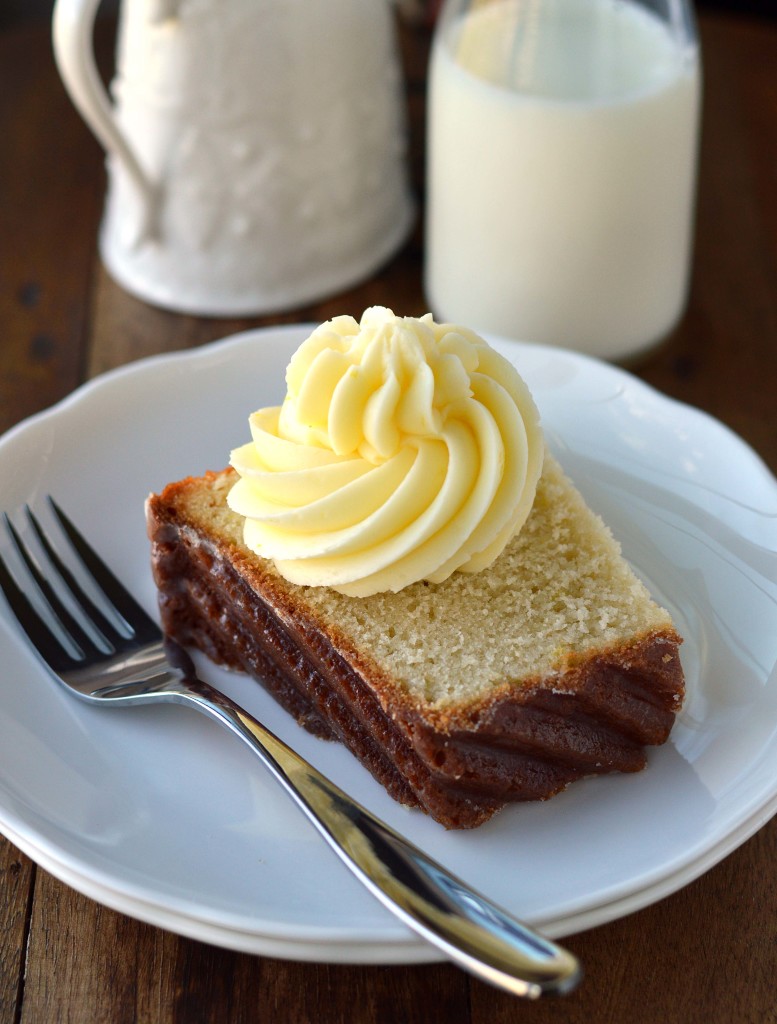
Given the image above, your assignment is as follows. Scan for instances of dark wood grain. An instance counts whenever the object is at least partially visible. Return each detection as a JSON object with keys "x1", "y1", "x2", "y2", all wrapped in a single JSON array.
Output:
[
  {"x1": 1, "y1": 11, "x2": 775, "y2": 1024},
  {"x1": 0, "y1": 842, "x2": 33, "y2": 1024},
  {"x1": 637, "y1": 15, "x2": 777, "y2": 465},
  {"x1": 0, "y1": 21, "x2": 105, "y2": 435}
]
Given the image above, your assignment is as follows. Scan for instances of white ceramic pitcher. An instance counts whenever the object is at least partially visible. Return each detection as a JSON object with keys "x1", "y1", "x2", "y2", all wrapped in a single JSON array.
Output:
[{"x1": 53, "y1": 0, "x2": 415, "y2": 315}]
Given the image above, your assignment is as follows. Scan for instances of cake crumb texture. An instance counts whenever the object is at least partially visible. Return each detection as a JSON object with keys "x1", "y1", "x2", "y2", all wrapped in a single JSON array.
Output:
[{"x1": 153, "y1": 456, "x2": 675, "y2": 710}]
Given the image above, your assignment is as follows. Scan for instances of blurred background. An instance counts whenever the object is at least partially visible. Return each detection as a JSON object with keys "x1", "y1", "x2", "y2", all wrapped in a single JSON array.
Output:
[{"x1": 1, "y1": 0, "x2": 776, "y2": 27}]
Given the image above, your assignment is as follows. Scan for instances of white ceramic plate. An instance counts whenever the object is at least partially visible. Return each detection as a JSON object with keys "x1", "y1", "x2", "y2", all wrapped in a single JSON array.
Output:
[{"x1": 0, "y1": 325, "x2": 775, "y2": 964}]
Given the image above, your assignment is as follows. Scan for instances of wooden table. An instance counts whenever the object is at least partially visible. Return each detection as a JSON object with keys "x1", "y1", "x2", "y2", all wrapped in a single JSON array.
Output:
[{"x1": 1, "y1": 11, "x2": 776, "y2": 1024}]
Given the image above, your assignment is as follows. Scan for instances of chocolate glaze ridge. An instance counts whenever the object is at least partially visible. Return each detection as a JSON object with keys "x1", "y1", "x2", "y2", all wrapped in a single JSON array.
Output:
[{"x1": 149, "y1": 505, "x2": 502, "y2": 826}]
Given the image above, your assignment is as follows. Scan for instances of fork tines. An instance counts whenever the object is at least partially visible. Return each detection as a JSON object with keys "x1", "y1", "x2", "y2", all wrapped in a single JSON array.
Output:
[{"x1": 0, "y1": 499, "x2": 158, "y2": 672}]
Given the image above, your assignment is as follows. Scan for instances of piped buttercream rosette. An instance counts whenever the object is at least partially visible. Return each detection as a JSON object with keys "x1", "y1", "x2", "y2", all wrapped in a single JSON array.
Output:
[{"x1": 228, "y1": 307, "x2": 544, "y2": 596}]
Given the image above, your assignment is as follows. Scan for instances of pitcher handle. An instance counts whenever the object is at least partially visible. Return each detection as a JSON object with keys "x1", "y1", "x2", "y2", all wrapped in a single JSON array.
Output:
[{"x1": 52, "y1": 0, "x2": 158, "y2": 242}]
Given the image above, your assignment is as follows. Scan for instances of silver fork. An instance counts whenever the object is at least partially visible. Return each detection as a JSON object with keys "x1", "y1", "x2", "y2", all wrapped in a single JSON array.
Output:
[{"x1": 0, "y1": 498, "x2": 581, "y2": 999}]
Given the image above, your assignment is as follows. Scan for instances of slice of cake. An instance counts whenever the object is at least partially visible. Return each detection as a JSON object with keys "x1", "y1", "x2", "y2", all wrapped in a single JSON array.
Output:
[{"x1": 146, "y1": 308, "x2": 684, "y2": 828}]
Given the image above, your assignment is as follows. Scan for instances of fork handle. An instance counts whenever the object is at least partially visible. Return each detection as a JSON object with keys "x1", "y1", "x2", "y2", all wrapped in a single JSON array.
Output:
[{"x1": 162, "y1": 646, "x2": 580, "y2": 998}]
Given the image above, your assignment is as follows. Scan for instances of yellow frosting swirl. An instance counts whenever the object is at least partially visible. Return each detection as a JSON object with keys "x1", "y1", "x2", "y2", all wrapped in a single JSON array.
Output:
[{"x1": 227, "y1": 307, "x2": 544, "y2": 596}]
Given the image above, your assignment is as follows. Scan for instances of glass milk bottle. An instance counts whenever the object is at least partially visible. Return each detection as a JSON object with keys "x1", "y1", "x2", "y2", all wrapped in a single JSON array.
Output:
[{"x1": 424, "y1": 0, "x2": 701, "y2": 361}]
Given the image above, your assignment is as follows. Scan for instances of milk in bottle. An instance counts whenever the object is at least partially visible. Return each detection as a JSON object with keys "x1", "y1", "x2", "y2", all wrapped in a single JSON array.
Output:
[{"x1": 425, "y1": 0, "x2": 701, "y2": 360}]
